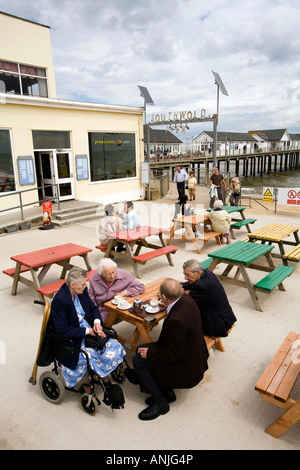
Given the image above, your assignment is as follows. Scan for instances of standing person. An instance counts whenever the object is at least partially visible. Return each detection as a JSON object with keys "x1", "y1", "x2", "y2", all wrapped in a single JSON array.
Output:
[
  {"x1": 229, "y1": 178, "x2": 241, "y2": 206},
  {"x1": 209, "y1": 167, "x2": 226, "y2": 207},
  {"x1": 132, "y1": 278, "x2": 209, "y2": 421},
  {"x1": 174, "y1": 166, "x2": 188, "y2": 198},
  {"x1": 182, "y1": 259, "x2": 236, "y2": 338},
  {"x1": 187, "y1": 171, "x2": 197, "y2": 200},
  {"x1": 207, "y1": 200, "x2": 231, "y2": 244}
]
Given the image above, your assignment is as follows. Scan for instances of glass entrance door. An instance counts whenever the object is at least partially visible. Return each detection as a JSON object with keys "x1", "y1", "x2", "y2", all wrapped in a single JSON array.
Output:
[
  {"x1": 54, "y1": 151, "x2": 75, "y2": 200},
  {"x1": 38, "y1": 150, "x2": 75, "y2": 201}
]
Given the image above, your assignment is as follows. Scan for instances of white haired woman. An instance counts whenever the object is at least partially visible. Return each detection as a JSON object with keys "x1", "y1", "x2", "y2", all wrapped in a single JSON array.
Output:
[
  {"x1": 51, "y1": 267, "x2": 126, "y2": 391},
  {"x1": 207, "y1": 200, "x2": 231, "y2": 244},
  {"x1": 88, "y1": 258, "x2": 145, "y2": 323}
]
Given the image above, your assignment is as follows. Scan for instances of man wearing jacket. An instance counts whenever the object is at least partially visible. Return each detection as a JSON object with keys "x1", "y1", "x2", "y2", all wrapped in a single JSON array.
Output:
[{"x1": 132, "y1": 278, "x2": 209, "y2": 421}]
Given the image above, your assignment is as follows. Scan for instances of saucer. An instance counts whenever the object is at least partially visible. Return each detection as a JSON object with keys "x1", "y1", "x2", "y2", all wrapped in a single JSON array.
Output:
[
  {"x1": 118, "y1": 303, "x2": 131, "y2": 310},
  {"x1": 145, "y1": 306, "x2": 159, "y2": 314}
]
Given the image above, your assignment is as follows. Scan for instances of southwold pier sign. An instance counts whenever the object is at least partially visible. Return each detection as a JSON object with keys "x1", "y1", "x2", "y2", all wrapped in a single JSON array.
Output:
[{"x1": 149, "y1": 109, "x2": 215, "y2": 133}]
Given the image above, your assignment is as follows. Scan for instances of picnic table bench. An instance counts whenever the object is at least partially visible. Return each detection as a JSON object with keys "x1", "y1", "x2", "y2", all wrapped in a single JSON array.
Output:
[
  {"x1": 230, "y1": 218, "x2": 257, "y2": 239},
  {"x1": 204, "y1": 325, "x2": 235, "y2": 352},
  {"x1": 282, "y1": 243, "x2": 300, "y2": 263},
  {"x1": 255, "y1": 332, "x2": 300, "y2": 438},
  {"x1": 36, "y1": 269, "x2": 97, "y2": 299}
]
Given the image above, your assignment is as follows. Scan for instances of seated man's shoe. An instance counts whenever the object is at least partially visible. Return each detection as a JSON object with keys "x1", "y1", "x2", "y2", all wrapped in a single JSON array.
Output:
[
  {"x1": 138, "y1": 398, "x2": 169, "y2": 421},
  {"x1": 145, "y1": 389, "x2": 176, "y2": 406}
]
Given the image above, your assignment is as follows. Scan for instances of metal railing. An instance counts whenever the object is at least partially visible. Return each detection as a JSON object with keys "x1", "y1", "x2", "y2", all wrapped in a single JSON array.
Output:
[{"x1": 0, "y1": 184, "x2": 61, "y2": 220}]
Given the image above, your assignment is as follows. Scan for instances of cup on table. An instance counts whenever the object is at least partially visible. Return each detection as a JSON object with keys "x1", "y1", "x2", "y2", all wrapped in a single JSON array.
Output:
[
  {"x1": 150, "y1": 298, "x2": 159, "y2": 308},
  {"x1": 118, "y1": 300, "x2": 130, "y2": 309},
  {"x1": 114, "y1": 295, "x2": 124, "y2": 303}
]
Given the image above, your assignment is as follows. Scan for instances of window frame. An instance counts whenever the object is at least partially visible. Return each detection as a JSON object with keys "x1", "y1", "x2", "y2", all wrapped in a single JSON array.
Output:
[{"x1": 0, "y1": 59, "x2": 48, "y2": 98}]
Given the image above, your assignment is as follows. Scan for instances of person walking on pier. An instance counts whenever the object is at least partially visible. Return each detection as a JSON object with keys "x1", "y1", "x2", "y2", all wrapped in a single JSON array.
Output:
[
  {"x1": 209, "y1": 167, "x2": 226, "y2": 207},
  {"x1": 174, "y1": 166, "x2": 188, "y2": 198}
]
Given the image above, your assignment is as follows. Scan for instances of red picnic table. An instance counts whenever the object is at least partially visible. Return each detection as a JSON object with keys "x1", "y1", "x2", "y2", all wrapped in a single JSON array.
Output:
[
  {"x1": 96, "y1": 225, "x2": 178, "y2": 278},
  {"x1": 4, "y1": 243, "x2": 93, "y2": 301}
]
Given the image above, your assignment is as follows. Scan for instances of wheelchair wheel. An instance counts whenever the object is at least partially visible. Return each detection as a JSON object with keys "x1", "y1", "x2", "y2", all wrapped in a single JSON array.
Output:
[
  {"x1": 80, "y1": 393, "x2": 99, "y2": 416},
  {"x1": 39, "y1": 371, "x2": 65, "y2": 404},
  {"x1": 111, "y1": 363, "x2": 125, "y2": 384}
]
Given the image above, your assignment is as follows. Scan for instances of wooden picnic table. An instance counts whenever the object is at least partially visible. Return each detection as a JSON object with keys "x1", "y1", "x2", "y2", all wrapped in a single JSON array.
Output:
[
  {"x1": 207, "y1": 205, "x2": 247, "y2": 221},
  {"x1": 166, "y1": 212, "x2": 215, "y2": 254},
  {"x1": 248, "y1": 223, "x2": 300, "y2": 265},
  {"x1": 104, "y1": 277, "x2": 167, "y2": 353},
  {"x1": 100, "y1": 226, "x2": 178, "y2": 279},
  {"x1": 207, "y1": 240, "x2": 294, "y2": 312},
  {"x1": 5, "y1": 243, "x2": 92, "y2": 301},
  {"x1": 255, "y1": 332, "x2": 300, "y2": 438}
]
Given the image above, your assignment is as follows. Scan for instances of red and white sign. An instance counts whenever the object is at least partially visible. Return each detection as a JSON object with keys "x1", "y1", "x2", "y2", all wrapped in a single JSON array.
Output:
[
  {"x1": 277, "y1": 187, "x2": 300, "y2": 206},
  {"x1": 42, "y1": 201, "x2": 53, "y2": 225}
]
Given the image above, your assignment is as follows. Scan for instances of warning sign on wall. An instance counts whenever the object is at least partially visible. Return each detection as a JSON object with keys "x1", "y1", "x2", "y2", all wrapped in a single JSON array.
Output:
[
  {"x1": 277, "y1": 187, "x2": 300, "y2": 206},
  {"x1": 263, "y1": 187, "x2": 274, "y2": 202}
]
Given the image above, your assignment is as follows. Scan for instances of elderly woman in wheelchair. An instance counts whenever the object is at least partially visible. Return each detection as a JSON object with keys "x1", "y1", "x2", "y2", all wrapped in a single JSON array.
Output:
[{"x1": 38, "y1": 267, "x2": 126, "y2": 415}]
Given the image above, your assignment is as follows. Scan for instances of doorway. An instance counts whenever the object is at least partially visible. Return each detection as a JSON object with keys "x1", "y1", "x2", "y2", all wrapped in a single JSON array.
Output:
[{"x1": 35, "y1": 150, "x2": 75, "y2": 201}]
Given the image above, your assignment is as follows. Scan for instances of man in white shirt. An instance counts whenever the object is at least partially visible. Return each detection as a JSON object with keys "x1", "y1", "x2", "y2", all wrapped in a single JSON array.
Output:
[
  {"x1": 173, "y1": 166, "x2": 188, "y2": 198},
  {"x1": 122, "y1": 201, "x2": 141, "y2": 230}
]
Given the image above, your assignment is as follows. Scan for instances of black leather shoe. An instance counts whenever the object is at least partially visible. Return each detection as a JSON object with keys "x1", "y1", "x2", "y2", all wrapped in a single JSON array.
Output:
[
  {"x1": 138, "y1": 398, "x2": 169, "y2": 421},
  {"x1": 145, "y1": 390, "x2": 176, "y2": 406}
]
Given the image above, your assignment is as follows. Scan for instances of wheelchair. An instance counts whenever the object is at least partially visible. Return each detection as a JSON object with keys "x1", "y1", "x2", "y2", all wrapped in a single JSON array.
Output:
[{"x1": 29, "y1": 300, "x2": 129, "y2": 416}]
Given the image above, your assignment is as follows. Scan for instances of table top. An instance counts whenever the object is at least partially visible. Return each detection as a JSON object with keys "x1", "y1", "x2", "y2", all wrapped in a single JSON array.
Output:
[
  {"x1": 208, "y1": 240, "x2": 274, "y2": 264},
  {"x1": 248, "y1": 223, "x2": 300, "y2": 242},
  {"x1": 106, "y1": 225, "x2": 164, "y2": 242},
  {"x1": 104, "y1": 277, "x2": 167, "y2": 322},
  {"x1": 11, "y1": 243, "x2": 92, "y2": 268},
  {"x1": 207, "y1": 205, "x2": 246, "y2": 214},
  {"x1": 173, "y1": 212, "x2": 208, "y2": 224}
]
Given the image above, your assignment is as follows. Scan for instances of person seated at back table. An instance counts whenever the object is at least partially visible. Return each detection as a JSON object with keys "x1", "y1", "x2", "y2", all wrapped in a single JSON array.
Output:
[
  {"x1": 207, "y1": 199, "x2": 232, "y2": 244},
  {"x1": 117, "y1": 201, "x2": 142, "y2": 252},
  {"x1": 88, "y1": 258, "x2": 145, "y2": 324},
  {"x1": 181, "y1": 259, "x2": 236, "y2": 338},
  {"x1": 97, "y1": 203, "x2": 123, "y2": 246}
]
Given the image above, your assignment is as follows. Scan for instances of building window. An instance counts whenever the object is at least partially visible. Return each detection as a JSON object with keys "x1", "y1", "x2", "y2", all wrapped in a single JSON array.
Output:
[
  {"x1": 0, "y1": 60, "x2": 48, "y2": 97},
  {"x1": 88, "y1": 132, "x2": 136, "y2": 181},
  {"x1": 0, "y1": 129, "x2": 15, "y2": 192}
]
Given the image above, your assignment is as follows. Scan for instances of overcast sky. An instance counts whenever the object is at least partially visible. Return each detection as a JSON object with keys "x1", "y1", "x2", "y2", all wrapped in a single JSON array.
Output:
[{"x1": 1, "y1": 0, "x2": 300, "y2": 139}]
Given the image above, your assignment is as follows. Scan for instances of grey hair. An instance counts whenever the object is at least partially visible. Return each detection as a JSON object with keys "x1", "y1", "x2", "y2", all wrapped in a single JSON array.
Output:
[
  {"x1": 66, "y1": 267, "x2": 87, "y2": 286},
  {"x1": 97, "y1": 257, "x2": 117, "y2": 275},
  {"x1": 213, "y1": 200, "x2": 223, "y2": 209},
  {"x1": 183, "y1": 259, "x2": 203, "y2": 272}
]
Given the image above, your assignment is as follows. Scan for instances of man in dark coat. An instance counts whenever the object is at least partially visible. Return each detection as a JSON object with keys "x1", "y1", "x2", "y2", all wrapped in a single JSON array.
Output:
[
  {"x1": 132, "y1": 278, "x2": 209, "y2": 421},
  {"x1": 182, "y1": 259, "x2": 236, "y2": 338}
]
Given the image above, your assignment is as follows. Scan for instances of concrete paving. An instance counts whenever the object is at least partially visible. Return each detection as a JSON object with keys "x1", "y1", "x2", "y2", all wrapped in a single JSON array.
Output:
[{"x1": 0, "y1": 185, "x2": 299, "y2": 450}]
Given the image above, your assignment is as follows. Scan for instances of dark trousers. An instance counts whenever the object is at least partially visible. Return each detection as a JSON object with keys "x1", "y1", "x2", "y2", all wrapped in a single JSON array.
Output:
[
  {"x1": 176, "y1": 181, "x2": 185, "y2": 198},
  {"x1": 132, "y1": 344, "x2": 164, "y2": 399}
]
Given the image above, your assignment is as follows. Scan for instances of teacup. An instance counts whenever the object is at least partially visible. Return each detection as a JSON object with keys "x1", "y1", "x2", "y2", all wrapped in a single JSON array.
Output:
[
  {"x1": 114, "y1": 295, "x2": 124, "y2": 303},
  {"x1": 118, "y1": 301, "x2": 129, "y2": 309},
  {"x1": 150, "y1": 298, "x2": 159, "y2": 308}
]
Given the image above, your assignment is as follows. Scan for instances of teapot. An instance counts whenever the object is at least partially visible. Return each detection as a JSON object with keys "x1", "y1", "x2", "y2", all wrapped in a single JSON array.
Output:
[{"x1": 133, "y1": 298, "x2": 143, "y2": 313}]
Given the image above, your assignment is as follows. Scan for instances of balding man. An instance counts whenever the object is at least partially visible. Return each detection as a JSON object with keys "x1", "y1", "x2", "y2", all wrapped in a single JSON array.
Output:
[{"x1": 132, "y1": 278, "x2": 209, "y2": 421}]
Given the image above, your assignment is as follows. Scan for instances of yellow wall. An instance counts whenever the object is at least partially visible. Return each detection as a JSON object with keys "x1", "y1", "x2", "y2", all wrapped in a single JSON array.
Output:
[
  {"x1": 0, "y1": 101, "x2": 144, "y2": 210},
  {"x1": 0, "y1": 12, "x2": 56, "y2": 98}
]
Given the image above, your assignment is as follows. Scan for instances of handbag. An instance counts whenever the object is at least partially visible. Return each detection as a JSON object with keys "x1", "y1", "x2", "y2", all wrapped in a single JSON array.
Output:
[{"x1": 84, "y1": 327, "x2": 116, "y2": 350}]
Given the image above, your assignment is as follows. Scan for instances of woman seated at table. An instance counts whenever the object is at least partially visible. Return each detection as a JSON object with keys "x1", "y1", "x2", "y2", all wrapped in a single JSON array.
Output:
[
  {"x1": 207, "y1": 200, "x2": 232, "y2": 244},
  {"x1": 51, "y1": 267, "x2": 126, "y2": 391},
  {"x1": 97, "y1": 203, "x2": 123, "y2": 246},
  {"x1": 88, "y1": 258, "x2": 145, "y2": 323}
]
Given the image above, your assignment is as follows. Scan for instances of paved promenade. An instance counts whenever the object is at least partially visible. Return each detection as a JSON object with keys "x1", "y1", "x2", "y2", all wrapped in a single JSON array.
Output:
[{"x1": 0, "y1": 186, "x2": 299, "y2": 451}]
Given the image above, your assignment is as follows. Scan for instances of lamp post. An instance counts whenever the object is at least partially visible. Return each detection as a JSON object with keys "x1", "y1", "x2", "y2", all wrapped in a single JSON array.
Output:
[{"x1": 212, "y1": 71, "x2": 229, "y2": 168}]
